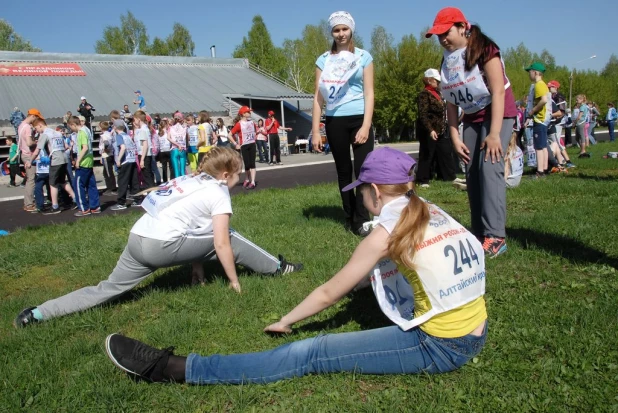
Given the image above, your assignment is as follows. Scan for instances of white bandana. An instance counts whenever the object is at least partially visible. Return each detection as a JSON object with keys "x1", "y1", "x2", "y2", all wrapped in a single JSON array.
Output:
[{"x1": 328, "y1": 11, "x2": 355, "y2": 33}]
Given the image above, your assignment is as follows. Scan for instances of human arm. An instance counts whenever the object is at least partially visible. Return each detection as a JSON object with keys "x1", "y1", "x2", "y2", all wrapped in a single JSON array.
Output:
[
  {"x1": 197, "y1": 126, "x2": 206, "y2": 148},
  {"x1": 418, "y1": 91, "x2": 439, "y2": 140},
  {"x1": 481, "y1": 56, "x2": 506, "y2": 163},
  {"x1": 140, "y1": 135, "x2": 148, "y2": 168},
  {"x1": 212, "y1": 213, "x2": 241, "y2": 293},
  {"x1": 354, "y1": 62, "x2": 375, "y2": 145},
  {"x1": 265, "y1": 226, "x2": 389, "y2": 333},
  {"x1": 448, "y1": 102, "x2": 470, "y2": 163},
  {"x1": 116, "y1": 144, "x2": 125, "y2": 167},
  {"x1": 312, "y1": 67, "x2": 325, "y2": 152}
]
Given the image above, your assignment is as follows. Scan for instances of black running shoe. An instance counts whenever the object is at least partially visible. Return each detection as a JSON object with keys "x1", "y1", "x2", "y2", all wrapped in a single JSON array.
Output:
[
  {"x1": 277, "y1": 255, "x2": 303, "y2": 275},
  {"x1": 43, "y1": 207, "x2": 61, "y2": 215},
  {"x1": 105, "y1": 334, "x2": 174, "y2": 382},
  {"x1": 14, "y1": 307, "x2": 39, "y2": 328}
]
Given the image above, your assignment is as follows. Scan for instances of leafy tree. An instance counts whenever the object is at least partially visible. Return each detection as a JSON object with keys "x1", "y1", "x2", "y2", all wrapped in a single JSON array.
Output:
[
  {"x1": 163, "y1": 23, "x2": 195, "y2": 57},
  {"x1": 148, "y1": 37, "x2": 169, "y2": 56},
  {"x1": 95, "y1": 11, "x2": 149, "y2": 55},
  {"x1": 233, "y1": 15, "x2": 286, "y2": 78},
  {"x1": 0, "y1": 20, "x2": 41, "y2": 52}
]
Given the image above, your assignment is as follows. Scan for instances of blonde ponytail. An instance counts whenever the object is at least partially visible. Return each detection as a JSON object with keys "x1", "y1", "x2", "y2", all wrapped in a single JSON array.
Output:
[
  {"x1": 195, "y1": 146, "x2": 242, "y2": 178},
  {"x1": 388, "y1": 189, "x2": 430, "y2": 269}
]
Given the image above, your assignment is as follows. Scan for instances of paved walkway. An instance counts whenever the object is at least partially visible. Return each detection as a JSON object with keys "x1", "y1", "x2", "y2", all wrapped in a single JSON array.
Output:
[{"x1": 0, "y1": 143, "x2": 419, "y2": 232}]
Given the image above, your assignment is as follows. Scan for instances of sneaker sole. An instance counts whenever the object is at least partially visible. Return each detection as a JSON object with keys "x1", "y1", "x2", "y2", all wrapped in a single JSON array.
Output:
[
  {"x1": 488, "y1": 244, "x2": 507, "y2": 259},
  {"x1": 105, "y1": 334, "x2": 145, "y2": 379}
]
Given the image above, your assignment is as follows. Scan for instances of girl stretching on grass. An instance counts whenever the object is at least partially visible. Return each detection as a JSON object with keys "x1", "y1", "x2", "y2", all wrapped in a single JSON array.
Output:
[
  {"x1": 104, "y1": 147, "x2": 487, "y2": 384},
  {"x1": 14, "y1": 147, "x2": 302, "y2": 328}
]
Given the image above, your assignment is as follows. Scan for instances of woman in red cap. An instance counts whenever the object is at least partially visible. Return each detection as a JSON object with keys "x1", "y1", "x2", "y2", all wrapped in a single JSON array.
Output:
[
  {"x1": 311, "y1": 11, "x2": 375, "y2": 237},
  {"x1": 265, "y1": 110, "x2": 292, "y2": 165},
  {"x1": 426, "y1": 7, "x2": 517, "y2": 258}
]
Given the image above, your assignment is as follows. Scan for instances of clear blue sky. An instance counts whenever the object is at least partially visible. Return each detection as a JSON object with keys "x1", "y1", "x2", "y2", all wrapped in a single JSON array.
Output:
[{"x1": 3, "y1": 0, "x2": 612, "y2": 72}]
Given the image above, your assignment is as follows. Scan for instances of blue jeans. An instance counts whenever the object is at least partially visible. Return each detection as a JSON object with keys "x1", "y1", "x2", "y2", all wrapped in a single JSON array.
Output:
[
  {"x1": 151, "y1": 157, "x2": 161, "y2": 185},
  {"x1": 609, "y1": 120, "x2": 616, "y2": 142},
  {"x1": 256, "y1": 140, "x2": 268, "y2": 162},
  {"x1": 75, "y1": 167, "x2": 100, "y2": 211},
  {"x1": 34, "y1": 173, "x2": 50, "y2": 210},
  {"x1": 185, "y1": 322, "x2": 487, "y2": 384}
]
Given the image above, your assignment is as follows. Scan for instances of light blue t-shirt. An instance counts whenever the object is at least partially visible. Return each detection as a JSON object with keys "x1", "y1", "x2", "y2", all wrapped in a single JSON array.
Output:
[
  {"x1": 316, "y1": 47, "x2": 373, "y2": 117},
  {"x1": 577, "y1": 104, "x2": 589, "y2": 125},
  {"x1": 137, "y1": 95, "x2": 145, "y2": 109}
]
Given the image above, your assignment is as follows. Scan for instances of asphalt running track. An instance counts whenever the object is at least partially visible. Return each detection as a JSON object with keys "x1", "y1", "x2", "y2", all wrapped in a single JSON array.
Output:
[{"x1": 0, "y1": 161, "x2": 343, "y2": 233}]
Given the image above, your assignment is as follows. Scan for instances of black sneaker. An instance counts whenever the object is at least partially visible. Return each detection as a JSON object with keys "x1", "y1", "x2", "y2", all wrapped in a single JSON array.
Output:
[
  {"x1": 105, "y1": 334, "x2": 174, "y2": 382},
  {"x1": 277, "y1": 255, "x2": 303, "y2": 275},
  {"x1": 43, "y1": 207, "x2": 61, "y2": 215},
  {"x1": 14, "y1": 307, "x2": 39, "y2": 328}
]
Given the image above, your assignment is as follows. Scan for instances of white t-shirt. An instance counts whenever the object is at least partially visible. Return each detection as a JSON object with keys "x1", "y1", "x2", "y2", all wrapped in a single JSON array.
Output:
[
  {"x1": 131, "y1": 180, "x2": 233, "y2": 241},
  {"x1": 136, "y1": 124, "x2": 151, "y2": 156}
]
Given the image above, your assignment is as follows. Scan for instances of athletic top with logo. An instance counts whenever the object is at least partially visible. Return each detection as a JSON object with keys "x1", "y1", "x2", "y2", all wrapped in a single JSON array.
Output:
[
  {"x1": 187, "y1": 125, "x2": 199, "y2": 153},
  {"x1": 37, "y1": 128, "x2": 67, "y2": 166},
  {"x1": 230, "y1": 120, "x2": 257, "y2": 146},
  {"x1": 371, "y1": 196, "x2": 487, "y2": 338},
  {"x1": 316, "y1": 47, "x2": 373, "y2": 117},
  {"x1": 131, "y1": 173, "x2": 232, "y2": 241},
  {"x1": 441, "y1": 45, "x2": 517, "y2": 123},
  {"x1": 114, "y1": 132, "x2": 137, "y2": 165}
]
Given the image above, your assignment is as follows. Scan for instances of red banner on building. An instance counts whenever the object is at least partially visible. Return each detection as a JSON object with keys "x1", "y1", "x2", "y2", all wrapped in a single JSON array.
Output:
[{"x1": 0, "y1": 63, "x2": 86, "y2": 76}]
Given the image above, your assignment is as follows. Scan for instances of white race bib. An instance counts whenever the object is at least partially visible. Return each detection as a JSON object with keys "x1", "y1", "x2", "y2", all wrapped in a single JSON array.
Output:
[
  {"x1": 508, "y1": 146, "x2": 524, "y2": 178},
  {"x1": 36, "y1": 147, "x2": 50, "y2": 174},
  {"x1": 318, "y1": 51, "x2": 363, "y2": 111},
  {"x1": 240, "y1": 121, "x2": 256, "y2": 145},
  {"x1": 141, "y1": 173, "x2": 223, "y2": 218},
  {"x1": 370, "y1": 258, "x2": 415, "y2": 328},
  {"x1": 188, "y1": 126, "x2": 199, "y2": 147},
  {"x1": 526, "y1": 140, "x2": 537, "y2": 167},
  {"x1": 441, "y1": 47, "x2": 510, "y2": 114}
]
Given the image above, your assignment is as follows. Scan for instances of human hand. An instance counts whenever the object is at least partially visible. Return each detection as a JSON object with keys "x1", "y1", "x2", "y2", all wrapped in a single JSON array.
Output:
[
  {"x1": 235, "y1": 144, "x2": 241, "y2": 150},
  {"x1": 116, "y1": 162, "x2": 121, "y2": 168},
  {"x1": 25, "y1": 161, "x2": 31, "y2": 169},
  {"x1": 430, "y1": 130, "x2": 439, "y2": 141},
  {"x1": 480, "y1": 133, "x2": 503, "y2": 163},
  {"x1": 312, "y1": 130, "x2": 323, "y2": 152},
  {"x1": 229, "y1": 281, "x2": 241, "y2": 293},
  {"x1": 453, "y1": 138, "x2": 471, "y2": 164},
  {"x1": 264, "y1": 321, "x2": 292, "y2": 334},
  {"x1": 140, "y1": 161, "x2": 144, "y2": 168},
  {"x1": 354, "y1": 126, "x2": 370, "y2": 144}
]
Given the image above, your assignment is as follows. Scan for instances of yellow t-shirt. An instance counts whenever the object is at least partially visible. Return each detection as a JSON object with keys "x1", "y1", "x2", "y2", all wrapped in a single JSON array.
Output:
[
  {"x1": 533, "y1": 80, "x2": 550, "y2": 124},
  {"x1": 404, "y1": 267, "x2": 487, "y2": 338},
  {"x1": 197, "y1": 124, "x2": 212, "y2": 153}
]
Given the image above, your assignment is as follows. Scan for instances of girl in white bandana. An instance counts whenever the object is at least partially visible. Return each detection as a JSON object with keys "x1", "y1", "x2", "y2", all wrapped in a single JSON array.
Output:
[{"x1": 311, "y1": 11, "x2": 375, "y2": 237}]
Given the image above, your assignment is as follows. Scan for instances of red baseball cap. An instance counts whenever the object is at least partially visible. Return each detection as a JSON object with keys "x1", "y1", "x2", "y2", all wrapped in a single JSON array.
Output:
[
  {"x1": 547, "y1": 81, "x2": 561, "y2": 89},
  {"x1": 268, "y1": 110, "x2": 275, "y2": 116},
  {"x1": 425, "y1": 7, "x2": 468, "y2": 38},
  {"x1": 238, "y1": 106, "x2": 252, "y2": 115}
]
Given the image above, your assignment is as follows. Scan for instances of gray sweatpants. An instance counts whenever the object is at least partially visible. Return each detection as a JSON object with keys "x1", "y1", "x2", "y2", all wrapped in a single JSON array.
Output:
[
  {"x1": 38, "y1": 230, "x2": 280, "y2": 319},
  {"x1": 462, "y1": 118, "x2": 513, "y2": 239}
]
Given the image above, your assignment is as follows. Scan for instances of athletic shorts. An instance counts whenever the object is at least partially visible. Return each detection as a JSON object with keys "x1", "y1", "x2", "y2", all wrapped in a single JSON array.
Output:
[
  {"x1": 241, "y1": 143, "x2": 256, "y2": 170},
  {"x1": 49, "y1": 164, "x2": 67, "y2": 187},
  {"x1": 532, "y1": 123, "x2": 548, "y2": 150}
]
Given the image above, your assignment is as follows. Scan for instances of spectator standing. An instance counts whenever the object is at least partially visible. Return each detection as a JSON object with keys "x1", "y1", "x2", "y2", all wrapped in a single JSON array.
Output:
[
  {"x1": 311, "y1": 11, "x2": 374, "y2": 236},
  {"x1": 588, "y1": 102, "x2": 600, "y2": 143},
  {"x1": 575, "y1": 95, "x2": 590, "y2": 157},
  {"x1": 168, "y1": 113, "x2": 188, "y2": 178},
  {"x1": 133, "y1": 90, "x2": 146, "y2": 111},
  {"x1": 256, "y1": 119, "x2": 268, "y2": 163},
  {"x1": 98, "y1": 121, "x2": 117, "y2": 194},
  {"x1": 18, "y1": 109, "x2": 43, "y2": 212},
  {"x1": 77, "y1": 97, "x2": 95, "y2": 129},
  {"x1": 215, "y1": 118, "x2": 230, "y2": 147},
  {"x1": 69, "y1": 117, "x2": 101, "y2": 216},
  {"x1": 526, "y1": 62, "x2": 551, "y2": 178},
  {"x1": 7, "y1": 136, "x2": 19, "y2": 187},
  {"x1": 10, "y1": 107, "x2": 25, "y2": 136},
  {"x1": 134, "y1": 111, "x2": 155, "y2": 188},
  {"x1": 607, "y1": 103, "x2": 617, "y2": 142},
  {"x1": 111, "y1": 120, "x2": 139, "y2": 211},
  {"x1": 157, "y1": 119, "x2": 172, "y2": 182},
  {"x1": 266, "y1": 111, "x2": 292, "y2": 165},
  {"x1": 427, "y1": 7, "x2": 517, "y2": 258},
  {"x1": 416, "y1": 68, "x2": 457, "y2": 187},
  {"x1": 62, "y1": 111, "x2": 72, "y2": 128},
  {"x1": 229, "y1": 106, "x2": 258, "y2": 189}
]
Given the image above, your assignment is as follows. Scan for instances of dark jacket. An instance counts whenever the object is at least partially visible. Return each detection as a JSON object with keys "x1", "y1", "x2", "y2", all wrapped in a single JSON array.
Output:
[
  {"x1": 417, "y1": 89, "x2": 446, "y2": 136},
  {"x1": 78, "y1": 102, "x2": 95, "y2": 119}
]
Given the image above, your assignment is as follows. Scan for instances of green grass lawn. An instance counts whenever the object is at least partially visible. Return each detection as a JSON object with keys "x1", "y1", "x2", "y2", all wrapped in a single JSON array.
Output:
[{"x1": 2, "y1": 144, "x2": 618, "y2": 412}]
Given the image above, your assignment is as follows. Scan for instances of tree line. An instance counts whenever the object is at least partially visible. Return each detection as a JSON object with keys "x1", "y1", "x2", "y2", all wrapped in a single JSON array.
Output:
[{"x1": 3, "y1": 14, "x2": 616, "y2": 140}]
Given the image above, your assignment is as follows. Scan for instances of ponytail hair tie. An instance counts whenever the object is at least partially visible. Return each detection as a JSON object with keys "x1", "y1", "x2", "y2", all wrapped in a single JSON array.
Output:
[{"x1": 405, "y1": 189, "x2": 415, "y2": 198}]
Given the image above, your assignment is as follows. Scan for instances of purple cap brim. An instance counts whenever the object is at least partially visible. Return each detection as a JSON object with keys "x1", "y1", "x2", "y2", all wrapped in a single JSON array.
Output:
[{"x1": 342, "y1": 179, "x2": 363, "y2": 192}]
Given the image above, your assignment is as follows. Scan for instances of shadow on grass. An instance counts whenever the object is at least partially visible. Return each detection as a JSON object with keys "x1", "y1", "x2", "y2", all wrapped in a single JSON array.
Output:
[
  {"x1": 563, "y1": 174, "x2": 617, "y2": 182},
  {"x1": 508, "y1": 227, "x2": 618, "y2": 268},
  {"x1": 297, "y1": 287, "x2": 392, "y2": 332},
  {"x1": 302, "y1": 205, "x2": 347, "y2": 226}
]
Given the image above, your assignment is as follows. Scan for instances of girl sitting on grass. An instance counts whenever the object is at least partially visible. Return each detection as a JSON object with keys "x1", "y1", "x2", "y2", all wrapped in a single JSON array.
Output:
[
  {"x1": 14, "y1": 147, "x2": 302, "y2": 328},
  {"x1": 104, "y1": 147, "x2": 487, "y2": 384}
]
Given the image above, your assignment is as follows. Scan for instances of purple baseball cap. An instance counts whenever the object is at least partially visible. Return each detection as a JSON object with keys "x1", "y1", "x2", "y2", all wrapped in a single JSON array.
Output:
[{"x1": 342, "y1": 147, "x2": 416, "y2": 192}]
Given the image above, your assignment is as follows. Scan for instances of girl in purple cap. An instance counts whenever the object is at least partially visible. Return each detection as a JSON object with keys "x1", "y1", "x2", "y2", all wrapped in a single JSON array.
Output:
[
  {"x1": 104, "y1": 147, "x2": 488, "y2": 385},
  {"x1": 426, "y1": 7, "x2": 517, "y2": 258}
]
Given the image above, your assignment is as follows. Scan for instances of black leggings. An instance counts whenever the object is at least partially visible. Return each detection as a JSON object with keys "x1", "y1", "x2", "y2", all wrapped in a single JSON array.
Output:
[
  {"x1": 268, "y1": 134, "x2": 280, "y2": 163},
  {"x1": 158, "y1": 151, "x2": 171, "y2": 182},
  {"x1": 324, "y1": 114, "x2": 374, "y2": 228},
  {"x1": 416, "y1": 131, "x2": 457, "y2": 184},
  {"x1": 241, "y1": 143, "x2": 257, "y2": 170}
]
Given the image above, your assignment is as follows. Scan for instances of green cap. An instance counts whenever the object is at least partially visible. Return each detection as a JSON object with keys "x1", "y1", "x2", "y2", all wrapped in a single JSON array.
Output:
[{"x1": 525, "y1": 62, "x2": 546, "y2": 73}]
